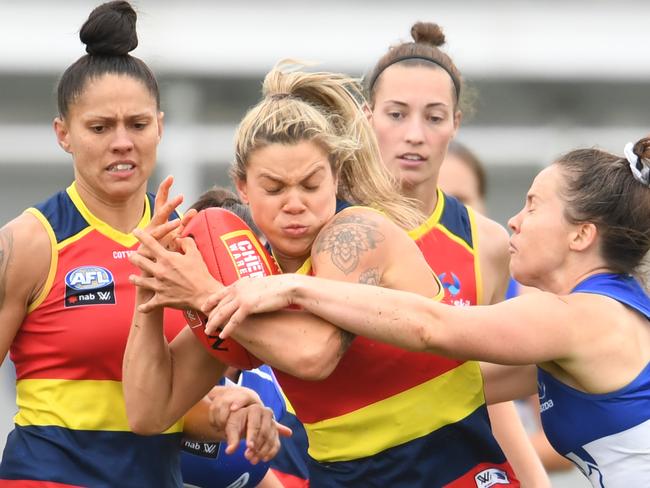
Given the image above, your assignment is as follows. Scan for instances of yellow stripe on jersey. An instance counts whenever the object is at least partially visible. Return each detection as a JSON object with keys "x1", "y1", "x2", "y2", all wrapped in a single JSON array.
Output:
[
  {"x1": 15, "y1": 378, "x2": 183, "y2": 434},
  {"x1": 431, "y1": 271, "x2": 445, "y2": 302},
  {"x1": 24, "y1": 208, "x2": 59, "y2": 313},
  {"x1": 435, "y1": 223, "x2": 477, "y2": 255},
  {"x1": 303, "y1": 360, "x2": 485, "y2": 462},
  {"x1": 57, "y1": 225, "x2": 94, "y2": 251},
  {"x1": 467, "y1": 206, "x2": 485, "y2": 305},
  {"x1": 66, "y1": 182, "x2": 152, "y2": 248},
  {"x1": 407, "y1": 188, "x2": 445, "y2": 241}
]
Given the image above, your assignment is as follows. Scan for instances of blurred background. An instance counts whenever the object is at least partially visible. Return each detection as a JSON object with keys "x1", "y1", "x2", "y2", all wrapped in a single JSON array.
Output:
[{"x1": 1, "y1": 1, "x2": 648, "y2": 485}]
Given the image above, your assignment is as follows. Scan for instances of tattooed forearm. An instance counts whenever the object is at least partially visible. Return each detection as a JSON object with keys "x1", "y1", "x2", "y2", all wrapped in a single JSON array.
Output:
[
  {"x1": 0, "y1": 228, "x2": 14, "y2": 308},
  {"x1": 315, "y1": 215, "x2": 385, "y2": 274},
  {"x1": 358, "y1": 267, "x2": 380, "y2": 286}
]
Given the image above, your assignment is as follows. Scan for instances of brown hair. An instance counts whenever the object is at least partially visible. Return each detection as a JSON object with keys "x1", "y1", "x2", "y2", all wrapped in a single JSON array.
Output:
[
  {"x1": 366, "y1": 22, "x2": 462, "y2": 108},
  {"x1": 190, "y1": 186, "x2": 262, "y2": 238},
  {"x1": 232, "y1": 60, "x2": 422, "y2": 229},
  {"x1": 555, "y1": 137, "x2": 650, "y2": 274},
  {"x1": 448, "y1": 141, "x2": 487, "y2": 199}
]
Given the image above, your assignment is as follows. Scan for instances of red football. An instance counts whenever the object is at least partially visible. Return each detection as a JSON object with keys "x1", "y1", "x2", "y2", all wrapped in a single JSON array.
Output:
[{"x1": 181, "y1": 207, "x2": 280, "y2": 369}]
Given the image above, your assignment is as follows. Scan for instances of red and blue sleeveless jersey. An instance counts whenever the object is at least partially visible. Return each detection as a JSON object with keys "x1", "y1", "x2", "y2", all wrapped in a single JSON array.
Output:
[
  {"x1": 273, "y1": 202, "x2": 517, "y2": 487},
  {"x1": 0, "y1": 183, "x2": 187, "y2": 488}
]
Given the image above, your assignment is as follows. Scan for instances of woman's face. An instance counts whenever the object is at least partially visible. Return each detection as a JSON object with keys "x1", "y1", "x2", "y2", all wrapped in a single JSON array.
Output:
[
  {"x1": 508, "y1": 165, "x2": 575, "y2": 288},
  {"x1": 370, "y1": 64, "x2": 460, "y2": 190},
  {"x1": 236, "y1": 140, "x2": 338, "y2": 271},
  {"x1": 54, "y1": 73, "x2": 162, "y2": 203}
]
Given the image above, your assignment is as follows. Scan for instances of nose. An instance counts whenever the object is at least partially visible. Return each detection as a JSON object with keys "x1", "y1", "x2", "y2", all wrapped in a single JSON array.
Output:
[
  {"x1": 110, "y1": 125, "x2": 134, "y2": 153},
  {"x1": 508, "y1": 208, "x2": 523, "y2": 233},
  {"x1": 282, "y1": 189, "x2": 306, "y2": 214},
  {"x1": 405, "y1": 117, "x2": 425, "y2": 145}
]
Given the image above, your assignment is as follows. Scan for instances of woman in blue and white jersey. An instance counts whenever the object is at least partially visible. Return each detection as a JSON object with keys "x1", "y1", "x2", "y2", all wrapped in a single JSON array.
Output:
[{"x1": 208, "y1": 137, "x2": 650, "y2": 488}]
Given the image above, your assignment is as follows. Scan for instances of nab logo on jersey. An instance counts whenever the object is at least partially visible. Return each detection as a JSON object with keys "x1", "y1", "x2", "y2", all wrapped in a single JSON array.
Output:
[
  {"x1": 64, "y1": 265, "x2": 116, "y2": 307},
  {"x1": 182, "y1": 439, "x2": 221, "y2": 459}
]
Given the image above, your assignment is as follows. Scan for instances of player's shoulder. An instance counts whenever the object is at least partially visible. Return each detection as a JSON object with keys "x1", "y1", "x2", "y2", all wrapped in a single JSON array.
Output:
[
  {"x1": 473, "y1": 211, "x2": 509, "y2": 261},
  {"x1": 1, "y1": 212, "x2": 52, "y2": 304},
  {"x1": 2, "y1": 211, "x2": 52, "y2": 256},
  {"x1": 316, "y1": 205, "x2": 413, "y2": 253}
]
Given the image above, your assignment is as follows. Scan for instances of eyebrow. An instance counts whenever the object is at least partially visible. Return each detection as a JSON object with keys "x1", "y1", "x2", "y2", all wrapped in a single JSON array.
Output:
[
  {"x1": 384, "y1": 100, "x2": 449, "y2": 109},
  {"x1": 258, "y1": 165, "x2": 326, "y2": 184},
  {"x1": 84, "y1": 112, "x2": 154, "y2": 121}
]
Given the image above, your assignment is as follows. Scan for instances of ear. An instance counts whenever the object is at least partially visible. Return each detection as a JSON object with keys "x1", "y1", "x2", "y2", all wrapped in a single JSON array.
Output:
[
  {"x1": 362, "y1": 102, "x2": 373, "y2": 124},
  {"x1": 157, "y1": 111, "x2": 165, "y2": 142},
  {"x1": 234, "y1": 178, "x2": 249, "y2": 205},
  {"x1": 569, "y1": 222, "x2": 598, "y2": 252},
  {"x1": 53, "y1": 117, "x2": 71, "y2": 153}
]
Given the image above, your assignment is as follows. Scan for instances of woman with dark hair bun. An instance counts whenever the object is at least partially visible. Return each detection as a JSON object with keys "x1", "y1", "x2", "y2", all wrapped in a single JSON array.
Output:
[
  {"x1": 0, "y1": 2, "x2": 282, "y2": 486},
  {"x1": 210, "y1": 137, "x2": 650, "y2": 487}
]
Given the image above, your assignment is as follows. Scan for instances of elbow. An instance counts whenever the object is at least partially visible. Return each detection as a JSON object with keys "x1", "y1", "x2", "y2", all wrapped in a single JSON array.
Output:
[
  {"x1": 293, "y1": 331, "x2": 342, "y2": 380},
  {"x1": 128, "y1": 419, "x2": 160, "y2": 436},
  {"x1": 125, "y1": 401, "x2": 172, "y2": 436},
  {"x1": 128, "y1": 415, "x2": 172, "y2": 436}
]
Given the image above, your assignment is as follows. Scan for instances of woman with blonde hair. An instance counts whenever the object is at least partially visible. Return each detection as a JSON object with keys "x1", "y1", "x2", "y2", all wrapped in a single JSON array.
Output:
[{"x1": 123, "y1": 61, "x2": 521, "y2": 486}]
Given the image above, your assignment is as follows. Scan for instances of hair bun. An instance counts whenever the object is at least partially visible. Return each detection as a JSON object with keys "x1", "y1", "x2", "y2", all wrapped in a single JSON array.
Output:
[
  {"x1": 411, "y1": 22, "x2": 446, "y2": 47},
  {"x1": 80, "y1": 1, "x2": 138, "y2": 56}
]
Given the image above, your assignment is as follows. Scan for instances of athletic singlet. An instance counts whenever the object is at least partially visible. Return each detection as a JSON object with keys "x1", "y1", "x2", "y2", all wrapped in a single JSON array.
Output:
[
  {"x1": 538, "y1": 273, "x2": 650, "y2": 488},
  {"x1": 180, "y1": 365, "x2": 286, "y2": 488},
  {"x1": 0, "y1": 182, "x2": 187, "y2": 488},
  {"x1": 405, "y1": 189, "x2": 518, "y2": 486},
  {"x1": 274, "y1": 204, "x2": 517, "y2": 487}
]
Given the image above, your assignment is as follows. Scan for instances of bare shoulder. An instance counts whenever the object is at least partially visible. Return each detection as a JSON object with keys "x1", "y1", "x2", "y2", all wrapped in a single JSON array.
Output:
[
  {"x1": 472, "y1": 212, "x2": 510, "y2": 303},
  {"x1": 313, "y1": 207, "x2": 438, "y2": 296},
  {"x1": 474, "y1": 212, "x2": 510, "y2": 264},
  {"x1": 312, "y1": 207, "x2": 396, "y2": 276},
  {"x1": 1, "y1": 212, "x2": 53, "y2": 304},
  {"x1": 0, "y1": 212, "x2": 52, "y2": 359}
]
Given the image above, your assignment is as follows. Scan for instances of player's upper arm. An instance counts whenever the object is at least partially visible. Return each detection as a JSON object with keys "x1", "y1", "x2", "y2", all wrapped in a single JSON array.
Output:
[
  {"x1": 475, "y1": 212, "x2": 511, "y2": 304},
  {"x1": 0, "y1": 212, "x2": 52, "y2": 363},
  {"x1": 312, "y1": 207, "x2": 438, "y2": 296}
]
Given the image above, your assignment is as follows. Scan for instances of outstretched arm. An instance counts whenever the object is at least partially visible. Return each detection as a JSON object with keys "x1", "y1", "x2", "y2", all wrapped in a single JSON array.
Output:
[{"x1": 208, "y1": 273, "x2": 579, "y2": 366}]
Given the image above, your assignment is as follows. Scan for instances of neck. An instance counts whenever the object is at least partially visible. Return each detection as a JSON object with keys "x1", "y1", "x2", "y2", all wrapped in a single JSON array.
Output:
[
  {"x1": 273, "y1": 251, "x2": 309, "y2": 274},
  {"x1": 400, "y1": 181, "x2": 439, "y2": 218},
  {"x1": 534, "y1": 259, "x2": 615, "y2": 295},
  {"x1": 75, "y1": 181, "x2": 147, "y2": 234}
]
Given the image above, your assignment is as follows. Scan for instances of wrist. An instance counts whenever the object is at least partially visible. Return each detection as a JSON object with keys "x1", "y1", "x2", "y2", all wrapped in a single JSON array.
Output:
[{"x1": 290, "y1": 274, "x2": 309, "y2": 306}]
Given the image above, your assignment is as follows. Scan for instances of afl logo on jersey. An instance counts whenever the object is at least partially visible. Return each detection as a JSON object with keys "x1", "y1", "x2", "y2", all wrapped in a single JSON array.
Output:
[{"x1": 64, "y1": 266, "x2": 116, "y2": 307}]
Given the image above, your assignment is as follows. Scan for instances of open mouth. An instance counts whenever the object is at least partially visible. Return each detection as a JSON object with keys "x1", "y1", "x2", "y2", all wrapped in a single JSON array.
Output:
[{"x1": 107, "y1": 162, "x2": 135, "y2": 172}]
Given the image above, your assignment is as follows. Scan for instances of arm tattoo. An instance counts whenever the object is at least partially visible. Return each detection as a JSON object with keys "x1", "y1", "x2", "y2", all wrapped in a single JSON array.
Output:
[
  {"x1": 315, "y1": 215, "x2": 385, "y2": 275},
  {"x1": 339, "y1": 330, "x2": 356, "y2": 356},
  {"x1": 358, "y1": 267, "x2": 380, "y2": 286},
  {"x1": 0, "y1": 228, "x2": 14, "y2": 308},
  {"x1": 335, "y1": 267, "x2": 380, "y2": 352}
]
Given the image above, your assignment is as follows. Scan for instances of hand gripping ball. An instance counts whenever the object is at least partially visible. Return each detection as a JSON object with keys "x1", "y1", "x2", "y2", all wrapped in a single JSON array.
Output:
[{"x1": 181, "y1": 207, "x2": 280, "y2": 369}]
